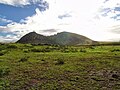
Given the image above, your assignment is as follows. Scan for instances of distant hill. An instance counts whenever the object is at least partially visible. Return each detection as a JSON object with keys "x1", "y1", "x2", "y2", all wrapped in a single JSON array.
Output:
[
  {"x1": 17, "y1": 32, "x2": 52, "y2": 44},
  {"x1": 17, "y1": 31, "x2": 98, "y2": 45}
]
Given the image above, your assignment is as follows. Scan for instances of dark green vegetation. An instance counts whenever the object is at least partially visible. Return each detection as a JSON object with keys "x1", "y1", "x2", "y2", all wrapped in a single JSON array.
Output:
[
  {"x1": 17, "y1": 32, "x2": 98, "y2": 45},
  {"x1": 0, "y1": 43, "x2": 120, "y2": 89}
]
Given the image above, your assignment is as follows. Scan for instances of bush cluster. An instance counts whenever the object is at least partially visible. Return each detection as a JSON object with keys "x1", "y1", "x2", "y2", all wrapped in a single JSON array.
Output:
[
  {"x1": 110, "y1": 49, "x2": 120, "y2": 52},
  {"x1": 19, "y1": 57, "x2": 29, "y2": 62},
  {"x1": 80, "y1": 49, "x2": 87, "y2": 53},
  {"x1": 0, "y1": 50, "x2": 8, "y2": 56},
  {"x1": 7, "y1": 45, "x2": 17, "y2": 49},
  {"x1": 30, "y1": 47, "x2": 51, "y2": 52},
  {"x1": 0, "y1": 67, "x2": 10, "y2": 77},
  {"x1": 55, "y1": 59, "x2": 64, "y2": 65}
]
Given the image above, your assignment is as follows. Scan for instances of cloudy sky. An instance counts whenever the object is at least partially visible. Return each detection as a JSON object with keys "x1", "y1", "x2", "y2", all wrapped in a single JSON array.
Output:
[{"x1": 0, "y1": 0, "x2": 120, "y2": 42}]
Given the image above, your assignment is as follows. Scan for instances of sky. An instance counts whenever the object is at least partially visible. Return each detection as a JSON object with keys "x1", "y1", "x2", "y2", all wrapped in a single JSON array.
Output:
[{"x1": 0, "y1": 0, "x2": 120, "y2": 42}]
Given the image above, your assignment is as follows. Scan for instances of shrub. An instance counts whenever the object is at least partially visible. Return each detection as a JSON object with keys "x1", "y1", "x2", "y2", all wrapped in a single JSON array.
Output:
[
  {"x1": 89, "y1": 46, "x2": 95, "y2": 49},
  {"x1": 24, "y1": 44, "x2": 33, "y2": 48},
  {"x1": 0, "y1": 52, "x2": 4, "y2": 56},
  {"x1": 110, "y1": 49, "x2": 120, "y2": 52},
  {"x1": 7, "y1": 45, "x2": 17, "y2": 49},
  {"x1": 70, "y1": 48, "x2": 78, "y2": 52},
  {"x1": 0, "y1": 79, "x2": 10, "y2": 89},
  {"x1": 31, "y1": 47, "x2": 51, "y2": 52},
  {"x1": 55, "y1": 59, "x2": 64, "y2": 65},
  {"x1": 0, "y1": 44, "x2": 7, "y2": 51},
  {"x1": 31, "y1": 48, "x2": 42, "y2": 52},
  {"x1": 0, "y1": 50, "x2": 8, "y2": 56},
  {"x1": 19, "y1": 57, "x2": 29, "y2": 62},
  {"x1": 80, "y1": 49, "x2": 87, "y2": 53},
  {"x1": 0, "y1": 67, "x2": 10, "y2": 77},
  {"x1": 61, "y1": 49, "x2": 70, "y2": 53},
  {"x1": 23, "y1": 49, "x2": 29, "y2": 53}
]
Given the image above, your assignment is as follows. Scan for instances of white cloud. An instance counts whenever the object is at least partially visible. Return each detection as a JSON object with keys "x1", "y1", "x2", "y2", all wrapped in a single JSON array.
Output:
[
  {"x1": 0, "y1": 0, "x2": 30, "y2": 6},
  {"x1": 102, "y1": 0, "x2": 120, "y2": 8},
  {"x1": 1, "y1": 0, "x2": 120, "y2": 42},
  {"x1": 0, "y1": 18, "x2": 12, "y2": 23},
  {"x1": 99, "y1": 0, "x2": 120, "y2": 18},
  {"x1": 0, "y1": 0, "x2": 48, "y2": 7},
  {"x1": 0, "y1": 35, "x2": 18, "y2": 42}
]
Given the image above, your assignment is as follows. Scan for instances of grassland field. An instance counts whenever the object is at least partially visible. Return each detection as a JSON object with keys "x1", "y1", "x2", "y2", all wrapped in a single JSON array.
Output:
[{"x1": 0, "y1": 43, "x2": 120, "y2": 90}]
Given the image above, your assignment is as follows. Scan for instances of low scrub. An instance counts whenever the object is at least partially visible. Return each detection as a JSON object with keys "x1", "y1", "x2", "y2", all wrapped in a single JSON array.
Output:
[
  {"x1": 7, "y1": 44, "x2": 17, "y2": 49},
  {"x1": 30, "y1": 48, "x2": 43, "y2": 52},
  {"x1": 31, "y1": 47, "x2": 51, "y2": 52},
  {"x1": 55, "y1": 59, "x2": 64, "y2": 65},
  {"x1": 23, "y1": 49, "x2": 29, "y2": 53},
  {"x1": 110, "y1": 49, "x2": 120, "y2": 52},
  {"x1": 0, "y1": 44, "x2": 7, "y2": 51},
  {"x1": 61, "y1": 47, "x2": 78, "y2": 53},
  {"x1": 19, "y1": 57, "x2": 29, "y2": 62},
  {"x1": 0, "y1": 52, "x2": 4, "y2": 56},
  {"x1": 0, "y1": 50, "x2": 8, "y2": 56},
  {"x1": 24, "y1": 44, "x2": 33, "y2": 48},
  {"x1": 80, "y1": 49, "x2": 87, "y2": 53},
  {"x1": 0, "y1": 67, "x2": 10, "y2": 77}
]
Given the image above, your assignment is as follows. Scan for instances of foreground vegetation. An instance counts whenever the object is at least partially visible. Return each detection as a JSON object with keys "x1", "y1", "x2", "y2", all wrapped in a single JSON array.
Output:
[{"x1": 0, "y1": 43, "x2": 120, "y2": 90}]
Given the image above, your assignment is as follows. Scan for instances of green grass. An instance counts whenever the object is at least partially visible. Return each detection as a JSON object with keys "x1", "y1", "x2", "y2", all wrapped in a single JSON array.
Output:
[{"x1": 0, "y1": 43, "x2": 120, "y2": 89}]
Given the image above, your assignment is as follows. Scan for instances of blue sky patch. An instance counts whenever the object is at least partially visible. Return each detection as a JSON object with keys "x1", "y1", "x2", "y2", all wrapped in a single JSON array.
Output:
[
  {"x1": 111, "y1": 14, "x2": 120, "y2": 20},
  {"x1": 0, "y1": 31, "x2": 17, "y2": 37},
  {"x1": 0, "y1": 1, "x2": 49, "y2": 25},
  {"x1": 114, "y1": 7, "x2": 120, "y2": 11},
  {"x1": 0, "y1": 3, "x2": 38, "y2": 23}
]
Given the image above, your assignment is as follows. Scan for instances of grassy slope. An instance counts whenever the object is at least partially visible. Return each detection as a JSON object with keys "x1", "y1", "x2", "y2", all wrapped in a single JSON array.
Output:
[{"x1": 0, "y1": 43, "x2": 120, "y2": 90}]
